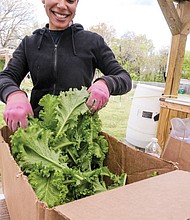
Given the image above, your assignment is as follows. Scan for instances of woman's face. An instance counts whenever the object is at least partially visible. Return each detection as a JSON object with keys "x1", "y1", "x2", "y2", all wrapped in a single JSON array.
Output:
[{"x1": 42, "y1": 0, "x2": 78, "y2": 30}]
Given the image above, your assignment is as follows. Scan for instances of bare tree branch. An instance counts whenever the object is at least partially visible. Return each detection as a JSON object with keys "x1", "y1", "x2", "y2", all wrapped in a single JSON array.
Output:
[{"x1": 0, "y1": 0, "x2": 36, "y2": 48}]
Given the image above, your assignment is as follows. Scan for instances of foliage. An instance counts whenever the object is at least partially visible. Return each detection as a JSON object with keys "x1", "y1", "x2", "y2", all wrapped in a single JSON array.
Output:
[
  {"x1": 0, "y1": 60, "x2": 5, "y2": 71},
  {"x1": 106, "y1": 31, "x2": 170, "y2": 83},
  {"x1": 88, "y1": 22, "x2": 116, "y2": 46},
  {"x1": 0, "y1": 0, "x2": 36, "y2": 48},
  {"x1": 182, "y1": 51, "x2": 190, "y2": 80},
  {"x1": 10, "y1": 88, "x2": 127, "y2": 208}
]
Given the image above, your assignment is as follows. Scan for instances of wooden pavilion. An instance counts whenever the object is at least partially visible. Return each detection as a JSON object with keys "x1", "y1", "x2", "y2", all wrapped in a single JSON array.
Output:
[{"x1": 156, "y1": 0, "x2": 190, "y2": 148}]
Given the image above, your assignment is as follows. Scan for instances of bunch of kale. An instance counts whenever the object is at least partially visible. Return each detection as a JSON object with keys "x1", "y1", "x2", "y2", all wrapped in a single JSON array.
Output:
[{"x1": 11, "y1": 87, "x2": 127, "y2": 208}]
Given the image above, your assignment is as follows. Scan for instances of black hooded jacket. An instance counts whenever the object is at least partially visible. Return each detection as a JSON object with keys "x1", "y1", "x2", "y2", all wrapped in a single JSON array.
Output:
[{"x1": 0, "y1": 23, "x2": 132, "y2": 116}]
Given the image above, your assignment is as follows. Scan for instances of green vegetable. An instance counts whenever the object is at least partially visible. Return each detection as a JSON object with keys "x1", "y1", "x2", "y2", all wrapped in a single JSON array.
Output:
[
  {"x1": 11, "y1": 87, "x2": 127, "y2": 208},
  {"x1": 148, "y1": 171, "x2": 159, "y2": 177}
]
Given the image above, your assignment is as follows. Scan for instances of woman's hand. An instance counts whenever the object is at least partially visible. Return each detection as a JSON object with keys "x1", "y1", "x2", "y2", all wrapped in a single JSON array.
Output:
[
  {"x1": 4, "y1": 91, "x2": 34, "y2": 131},
  {"x1": 86, "y1": 80, "x2": 110, "y2": 113}
]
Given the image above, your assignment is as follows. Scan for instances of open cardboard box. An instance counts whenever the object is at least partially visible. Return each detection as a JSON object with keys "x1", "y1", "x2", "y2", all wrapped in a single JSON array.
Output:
[{"x1": 0, "y1": 126, "x2": 182, "y2": 220}]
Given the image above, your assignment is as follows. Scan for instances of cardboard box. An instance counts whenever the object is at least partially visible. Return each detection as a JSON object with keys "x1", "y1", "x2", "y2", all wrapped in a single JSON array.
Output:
[
  {"x1": 0, "y1": 126, "x2": 178, "y2": 220},
  {"x1": 55, "y1": 170, "x2": 190, "y2": 220},
  {"x1": 161, "y1": 136, "x2": 190, "y2": 172}
]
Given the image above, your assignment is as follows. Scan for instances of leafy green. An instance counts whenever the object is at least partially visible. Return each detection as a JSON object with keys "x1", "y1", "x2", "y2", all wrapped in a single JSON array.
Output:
[
  {"x1": 11, "y1": 87, "x2": 127, "y2": 208},
  {"x1": 55, "y1": 88, "x2": 89, "y2": 139},
  {"x1": 38, "y1": 94, "x2": 58, "y2": 131},
  {"x1": 11, "y1": 122, "x2": 67, "y2": 172},
  {"x1": 28, "y1": 167, "x2": 62, "y2": 208}
]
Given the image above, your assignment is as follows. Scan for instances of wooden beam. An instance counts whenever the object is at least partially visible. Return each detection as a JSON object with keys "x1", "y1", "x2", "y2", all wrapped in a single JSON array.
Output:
[
  {"x1": 160, "y1": 98, "x2": 190, "y2": 113},
  {"x1": 180, "y1": 1, "x2": 190, "y2": 35},
  {"x1": 157, "y1": 107, "x2": 170, "y2": 148},
  {"x1": 157, "y1": 0, "x2": 182, "y2": 35},
  {"x1": 157, "y1": 98, "x2": 190, "y2": 148},
  {"x1": 171, "y1": 35, "x2": 187, "y2": 95},
  {"x1": 157, "y1": 0, "x2": 190, "y2": 149},
  {"x1": 161, "y1": 1, "x2": 189, "y2": 96},
  {"x1": 182, "y1": 21, "x2": 190, "y2": 35},
  {"x1": 164, "y1": 34, "x2": 187, "y2": 96},
  {"x1": 173, "y1": 0, "x2": 190, "y2": 2}
]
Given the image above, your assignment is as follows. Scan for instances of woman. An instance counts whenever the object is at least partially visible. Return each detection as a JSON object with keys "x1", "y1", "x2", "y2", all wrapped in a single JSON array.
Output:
[{"x1": 0, "y1": 0, "x2": 132, "y2": 131}]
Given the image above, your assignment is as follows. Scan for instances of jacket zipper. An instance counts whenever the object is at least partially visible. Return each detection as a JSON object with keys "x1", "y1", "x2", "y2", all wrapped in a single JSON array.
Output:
[{"x1": 53, "y1": 44, "x2": 58, "y2": 94}]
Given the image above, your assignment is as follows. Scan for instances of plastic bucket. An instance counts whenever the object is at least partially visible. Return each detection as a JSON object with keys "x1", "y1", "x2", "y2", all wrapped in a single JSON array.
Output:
[{"x1": 126, "y1": 84, "x2": 164, "y2": 148}]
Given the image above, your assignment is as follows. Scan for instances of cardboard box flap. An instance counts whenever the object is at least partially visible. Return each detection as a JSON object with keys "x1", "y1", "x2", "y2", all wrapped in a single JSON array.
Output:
[
  {"x1": 0, "y1": 126, "x2": 178, "y2": 220},
  {"x1": 0, "y1": 132, "x2": 39, "y2": 220},
  {"x1": 161, "y1": 136, "x2": 190, "y2": 171},
  {"x1": 0, "y1": 126, "x2": 13, "y2": 146},
  {"x1": 44, "y1": 207, "x2": 70, "y2": 220},
  {"x1": 103, "y1": 132, "x2": 177, "y2": 183},
  {"x1": 55, "y1": 170, "x2": 190, "y2": 220}
]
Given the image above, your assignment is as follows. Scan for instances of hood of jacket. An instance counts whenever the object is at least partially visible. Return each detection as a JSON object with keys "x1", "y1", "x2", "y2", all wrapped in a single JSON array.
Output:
[{"x1": 32, "y1": 23, "x2": 84, "y2": 55}]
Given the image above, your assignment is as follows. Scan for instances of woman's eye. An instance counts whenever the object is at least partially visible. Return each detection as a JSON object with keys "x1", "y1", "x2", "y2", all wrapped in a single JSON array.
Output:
[{"x1": 67, "y1": 0, "x2": 75, "y2": 3}]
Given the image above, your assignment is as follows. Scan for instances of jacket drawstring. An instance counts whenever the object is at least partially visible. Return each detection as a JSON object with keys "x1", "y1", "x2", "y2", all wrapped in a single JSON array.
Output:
[
  {"x1": 37, "y1": 25, "x2": 77, "y2": 55},
  {"x1": 38, "y1": 28, "x2": 46, "y2": 50}
]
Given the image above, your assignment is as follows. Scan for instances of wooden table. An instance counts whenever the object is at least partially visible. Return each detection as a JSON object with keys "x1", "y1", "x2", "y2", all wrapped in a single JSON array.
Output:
[
  {"x1": 157, "y1": 97, "x2": 190, "y2": 149},
  {"x1": 0, "y1": 195, "x2": 10, "y2": 220}
]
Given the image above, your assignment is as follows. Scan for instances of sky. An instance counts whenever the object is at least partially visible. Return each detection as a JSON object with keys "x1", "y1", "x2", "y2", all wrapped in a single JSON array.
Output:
[{"x1": 32, "y1": 0, "x2": 190, "y2": 51}]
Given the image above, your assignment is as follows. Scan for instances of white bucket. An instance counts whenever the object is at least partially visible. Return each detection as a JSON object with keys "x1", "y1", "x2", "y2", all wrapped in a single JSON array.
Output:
[{"x1": 126, "y1": 84, "x2": 164, "y2": 148}]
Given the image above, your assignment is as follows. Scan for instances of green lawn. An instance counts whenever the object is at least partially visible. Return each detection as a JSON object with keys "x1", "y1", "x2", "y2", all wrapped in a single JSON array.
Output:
[
  {"x1": 99, "y1": 91, "x2": 133, "y2": 141},
  {"x1": 0, "y1": 90, "x2": 134, "y2": 141},
  {"x1": 0, "y1": 103, "x2": 5, "y2": 127}
]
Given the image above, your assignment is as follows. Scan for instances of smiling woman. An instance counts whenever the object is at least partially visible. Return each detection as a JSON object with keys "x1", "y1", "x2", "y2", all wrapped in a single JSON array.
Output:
[
  {"x1": 42, "y1": 0, "x2": 79, "y2": 30},
  {"x1": 0, "y1": 0, "x2": 132, "y2": 131}
]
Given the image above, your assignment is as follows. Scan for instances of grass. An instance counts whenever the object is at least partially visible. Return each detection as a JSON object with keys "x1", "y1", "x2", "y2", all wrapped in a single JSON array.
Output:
[
  {"x1": 0, "y1": 87, "x2": 134, "y2": 141},
  {"x1": 0, "y1": 103, "x2": 5, "y2": 127},
  {"x1": 99, "y1": 91, "x2": 133, "y2": 141}
]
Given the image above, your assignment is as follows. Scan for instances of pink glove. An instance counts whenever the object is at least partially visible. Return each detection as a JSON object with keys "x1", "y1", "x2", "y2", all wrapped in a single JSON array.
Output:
[
  {"x1": 4, "y1": 91, "x2": 34, "y2": 132},
  {"x1": 87, "y1": 80, "x2": 110, "y2": 113}
]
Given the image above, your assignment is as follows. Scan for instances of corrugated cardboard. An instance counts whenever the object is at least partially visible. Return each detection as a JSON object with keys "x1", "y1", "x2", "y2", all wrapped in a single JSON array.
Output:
[
  {"x1": 0, "y1": 196, "x2": 10, "y2": 220},
  {"x1": 0, "y1": 126, "x2": 178, "y2": 220},
  {"x1": 161, "y1": 136, "x2": 190, "y2": 171},
  {"x1": 103, "y1": 132, "x2": 177, "y2": 184},
  {"x1": 55, "y1": 170, "x2": 190, "y2": 220}
]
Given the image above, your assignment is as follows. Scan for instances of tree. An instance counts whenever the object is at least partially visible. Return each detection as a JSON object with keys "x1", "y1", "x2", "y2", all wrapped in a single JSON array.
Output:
[
  {"x1": 182, "y1": 51, "x2": 190, "y2": 80},
  {"x1": 111, "y1": 31, "x2": 169, "y2": 82},
  {"x1": 87, "y1": 22, "x2": 117, "y2": 79},
  {"x1": 0, "y1": 0, "x2": 36, "y2": 48},
  {"x1": 155, "y1": 47, "x2": 169, "y2": 82},
  {"x1": 88, "y1": 22, "x2": 116, "y2": 46},
  {"x1": 112, "y1": 32, "x2": 155, "y2": 81}
]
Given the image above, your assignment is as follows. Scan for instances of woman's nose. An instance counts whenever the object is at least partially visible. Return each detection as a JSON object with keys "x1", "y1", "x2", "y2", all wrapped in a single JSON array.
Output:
[{"x1": 57, "y1": 0, "x2": 67, "y2": 8}]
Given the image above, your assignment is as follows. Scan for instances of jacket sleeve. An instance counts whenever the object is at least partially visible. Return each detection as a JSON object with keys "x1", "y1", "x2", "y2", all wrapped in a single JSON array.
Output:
[
  {"x1": 94, "y1": 35, "x2": 132, "y2": 95},
  {"x1": 0, "y1": 38, "x2": 29, "y2": 102}
]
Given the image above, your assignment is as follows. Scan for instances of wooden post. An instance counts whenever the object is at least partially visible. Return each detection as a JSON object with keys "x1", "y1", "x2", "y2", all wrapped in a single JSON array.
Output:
[
  {"x1": 157, "y1": 0, "x2": 190, "y2": 148},
  {"x1": 164, "y1": 33, "x2": 187, "y2": 96},
  {"x1": 164, "y1": 1, "x2": 190, "y2": 96}
]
